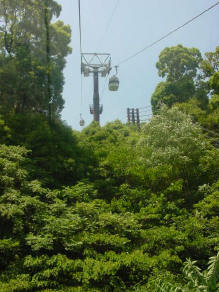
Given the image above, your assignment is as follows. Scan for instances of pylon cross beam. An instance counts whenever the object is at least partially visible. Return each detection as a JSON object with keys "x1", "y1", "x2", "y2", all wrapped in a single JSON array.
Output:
[{"x1": 81, "y1": 53, "x2": 111, "y2": 75}]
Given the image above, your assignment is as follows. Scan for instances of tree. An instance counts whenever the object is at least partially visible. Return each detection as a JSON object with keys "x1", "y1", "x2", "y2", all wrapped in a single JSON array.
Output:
[
  {"x1": 0, "y1": 115, "x2": 10, "y2": 143},
  {"x1": 201, "y1": 47, "x2": 219, "y2": 79},
  {"x1": 4, "y1": 113, "x2": 86, "y2": 188},
  {"x1": 151, "y1": 77, "x2": 195, "y2": 113},
  {"x1": 0, "y1": 0, "x2": 71, "y2": 116},
  {"x1": 201, "y1": 47, "x2": 219, "y2": 113},
  {"x1": 156, "y1": 44, "x2": 202, "y2": 82},
  {"x1": 151, "y1": 45, "x2": 208, "y2": 114},
  {"x1": 138, "y1": 107, "x2": 219, "y2": 194}
]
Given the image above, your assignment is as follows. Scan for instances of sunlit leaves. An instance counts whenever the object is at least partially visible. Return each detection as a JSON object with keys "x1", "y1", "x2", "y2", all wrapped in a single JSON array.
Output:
[{"x1": 156, "y1": 44, "x2": 202, "y2": 82}]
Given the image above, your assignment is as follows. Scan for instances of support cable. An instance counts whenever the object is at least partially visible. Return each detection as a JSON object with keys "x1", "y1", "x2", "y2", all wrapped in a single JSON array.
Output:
[
  {"x1": 98, "y1": 0, "x2": 120, "y2": 107},
  {"x1": 78, "y1": 0, "x2": 84, "y2": 122},
  {"x1": 99, "y1": 0, "x2": 120, "y2": 48},
  {"x1": 117, "y1": 1, "x2": 219, "y2": 66},
  {"x1": 78, "y1": 0, "x2": 82, "y2": 53},
  {"x1": 80, "y1": 75, "x2": 83, "y2": 110}
]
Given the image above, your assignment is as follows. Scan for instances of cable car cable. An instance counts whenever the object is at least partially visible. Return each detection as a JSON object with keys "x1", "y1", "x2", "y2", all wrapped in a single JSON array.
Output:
[
  {"x1": 98, "y1": 0, "x2": 120, "y2": 48},
  {"x1": 116, "y1": 1, "x2": 219, "y2": 66},
  {"x1": 78, "y1": 0, "x2": 85, "y2": 126},
  {"x1": 80, "y1": 74, "x2": 83, "y2": 108},
  {"x1": 78, "y1": 0, "x2": 82, "y2": 53}
]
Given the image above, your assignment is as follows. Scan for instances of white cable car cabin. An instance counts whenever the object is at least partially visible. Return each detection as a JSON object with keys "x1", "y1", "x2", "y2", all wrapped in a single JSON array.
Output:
[{"x1": 109, "y1": 75, "x2": 119, "y2": 91}]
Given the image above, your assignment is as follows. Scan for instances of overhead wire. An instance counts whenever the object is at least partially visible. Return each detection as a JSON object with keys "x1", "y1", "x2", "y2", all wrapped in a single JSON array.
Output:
[
  {"x1": 98, "y1": 0, "x2": 120, "y2": 105},
  {"x1": 139, "y1": 106, "x2": 151, "y2": 110},
  {"x1": 78, "y1": 0, "x2": 82, "y2": 54},
  {"x1": 78, "y1": 0, "x2": 84, "y2": 123},
  {"x1": 98, "y1": 0, "x2": 120, "y2": 49},
  {"x1": 80, "y1": 74, "x2": 83, "y2": 113},
  {"x1": 117, "y1": 1, "x2": 219, "y2": 66}
]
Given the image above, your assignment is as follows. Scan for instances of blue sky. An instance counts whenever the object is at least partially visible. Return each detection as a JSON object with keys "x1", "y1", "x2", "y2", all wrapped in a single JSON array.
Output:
[{"x1": 56, "y1": 0, "x2": 219, "y2": 131}]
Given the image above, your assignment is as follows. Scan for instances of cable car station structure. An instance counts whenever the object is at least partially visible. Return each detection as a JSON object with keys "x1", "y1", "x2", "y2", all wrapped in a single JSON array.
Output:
[{"x1": 81, "y1": 53, "x2": 119, "y2": 124}]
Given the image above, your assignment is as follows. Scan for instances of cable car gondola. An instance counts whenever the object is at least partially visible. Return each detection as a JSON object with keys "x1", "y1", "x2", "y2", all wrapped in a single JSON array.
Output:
[
  {"x1": 109, "y1": 75, "x2": 119, "y2": 91},
  {"x1": 109, "y1": 66, "x2": 119, "y2": 91}
]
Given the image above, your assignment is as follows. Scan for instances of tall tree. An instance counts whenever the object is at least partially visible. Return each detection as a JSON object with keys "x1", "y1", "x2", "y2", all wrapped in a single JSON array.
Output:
[
  {"x1": 200, "y1": 47, "x2": 219, "y2": 134},
  {"x1": 151, "y1": 45, "x2": 207, "y2": 113},
  {"x1": 0, "y1": 0, "x2": 71, "y2": 116},
  {"x1": 156, "y1": 44, "x2": 202, "y2": 82}
]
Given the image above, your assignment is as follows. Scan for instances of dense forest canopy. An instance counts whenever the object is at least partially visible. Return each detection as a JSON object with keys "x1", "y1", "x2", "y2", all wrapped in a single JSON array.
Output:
[{"x1": 0, "y1": 1, "x2": 218, "y2": 291}]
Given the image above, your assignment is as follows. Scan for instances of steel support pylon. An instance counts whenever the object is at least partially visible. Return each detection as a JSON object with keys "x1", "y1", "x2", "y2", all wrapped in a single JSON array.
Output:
[
  {"x1": 93, "y1": 70, "x2": 100, "y2": 122},
  {"x1": 81, "y1": 53, "x2": 111, "y2": 123}
]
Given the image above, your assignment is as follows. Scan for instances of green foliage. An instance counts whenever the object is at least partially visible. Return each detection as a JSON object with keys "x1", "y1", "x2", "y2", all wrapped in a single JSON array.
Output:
[
  {"x1": 0, "y1": 0, "x2": 71, "y2": 116},
  {"x1": 201, "y1": 47, "x2": 219, "y2": 78},
  {"x1": 152, "y1": 45, "x2": 219, "y2": 151},
  {"x1": 2, "y1": 113, "x2": 87, "y2": 188},
  {"x1": 138, "y1": 107, "x2": 219, "y2": 196},
  {"x1": 156, "y1": 44, "x2": 202, "y2": 82},
  {"x1": 151, "y1": 77, "x2": 196, "y2": 113},
  {"x1": 1, "y1": 104, "x2": 218, "y2": 290},
  {"x1": 0, "y1": 115, "x2": 11, "y2": 143},
  {"x1": 149, "y1": 252, "x2": 219, "y2": 292},
  {"x1": 151, "y1": 44, "x2": 209, "y2": 114}
]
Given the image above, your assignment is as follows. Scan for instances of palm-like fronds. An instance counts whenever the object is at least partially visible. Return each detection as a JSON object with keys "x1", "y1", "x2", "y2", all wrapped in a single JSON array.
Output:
[
  {"x1": 154, "y1": 252, "x2": 219, "y2": 292},
  {"x1": 206, "y1": 252, "x2": 219, "y2": 291}
]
